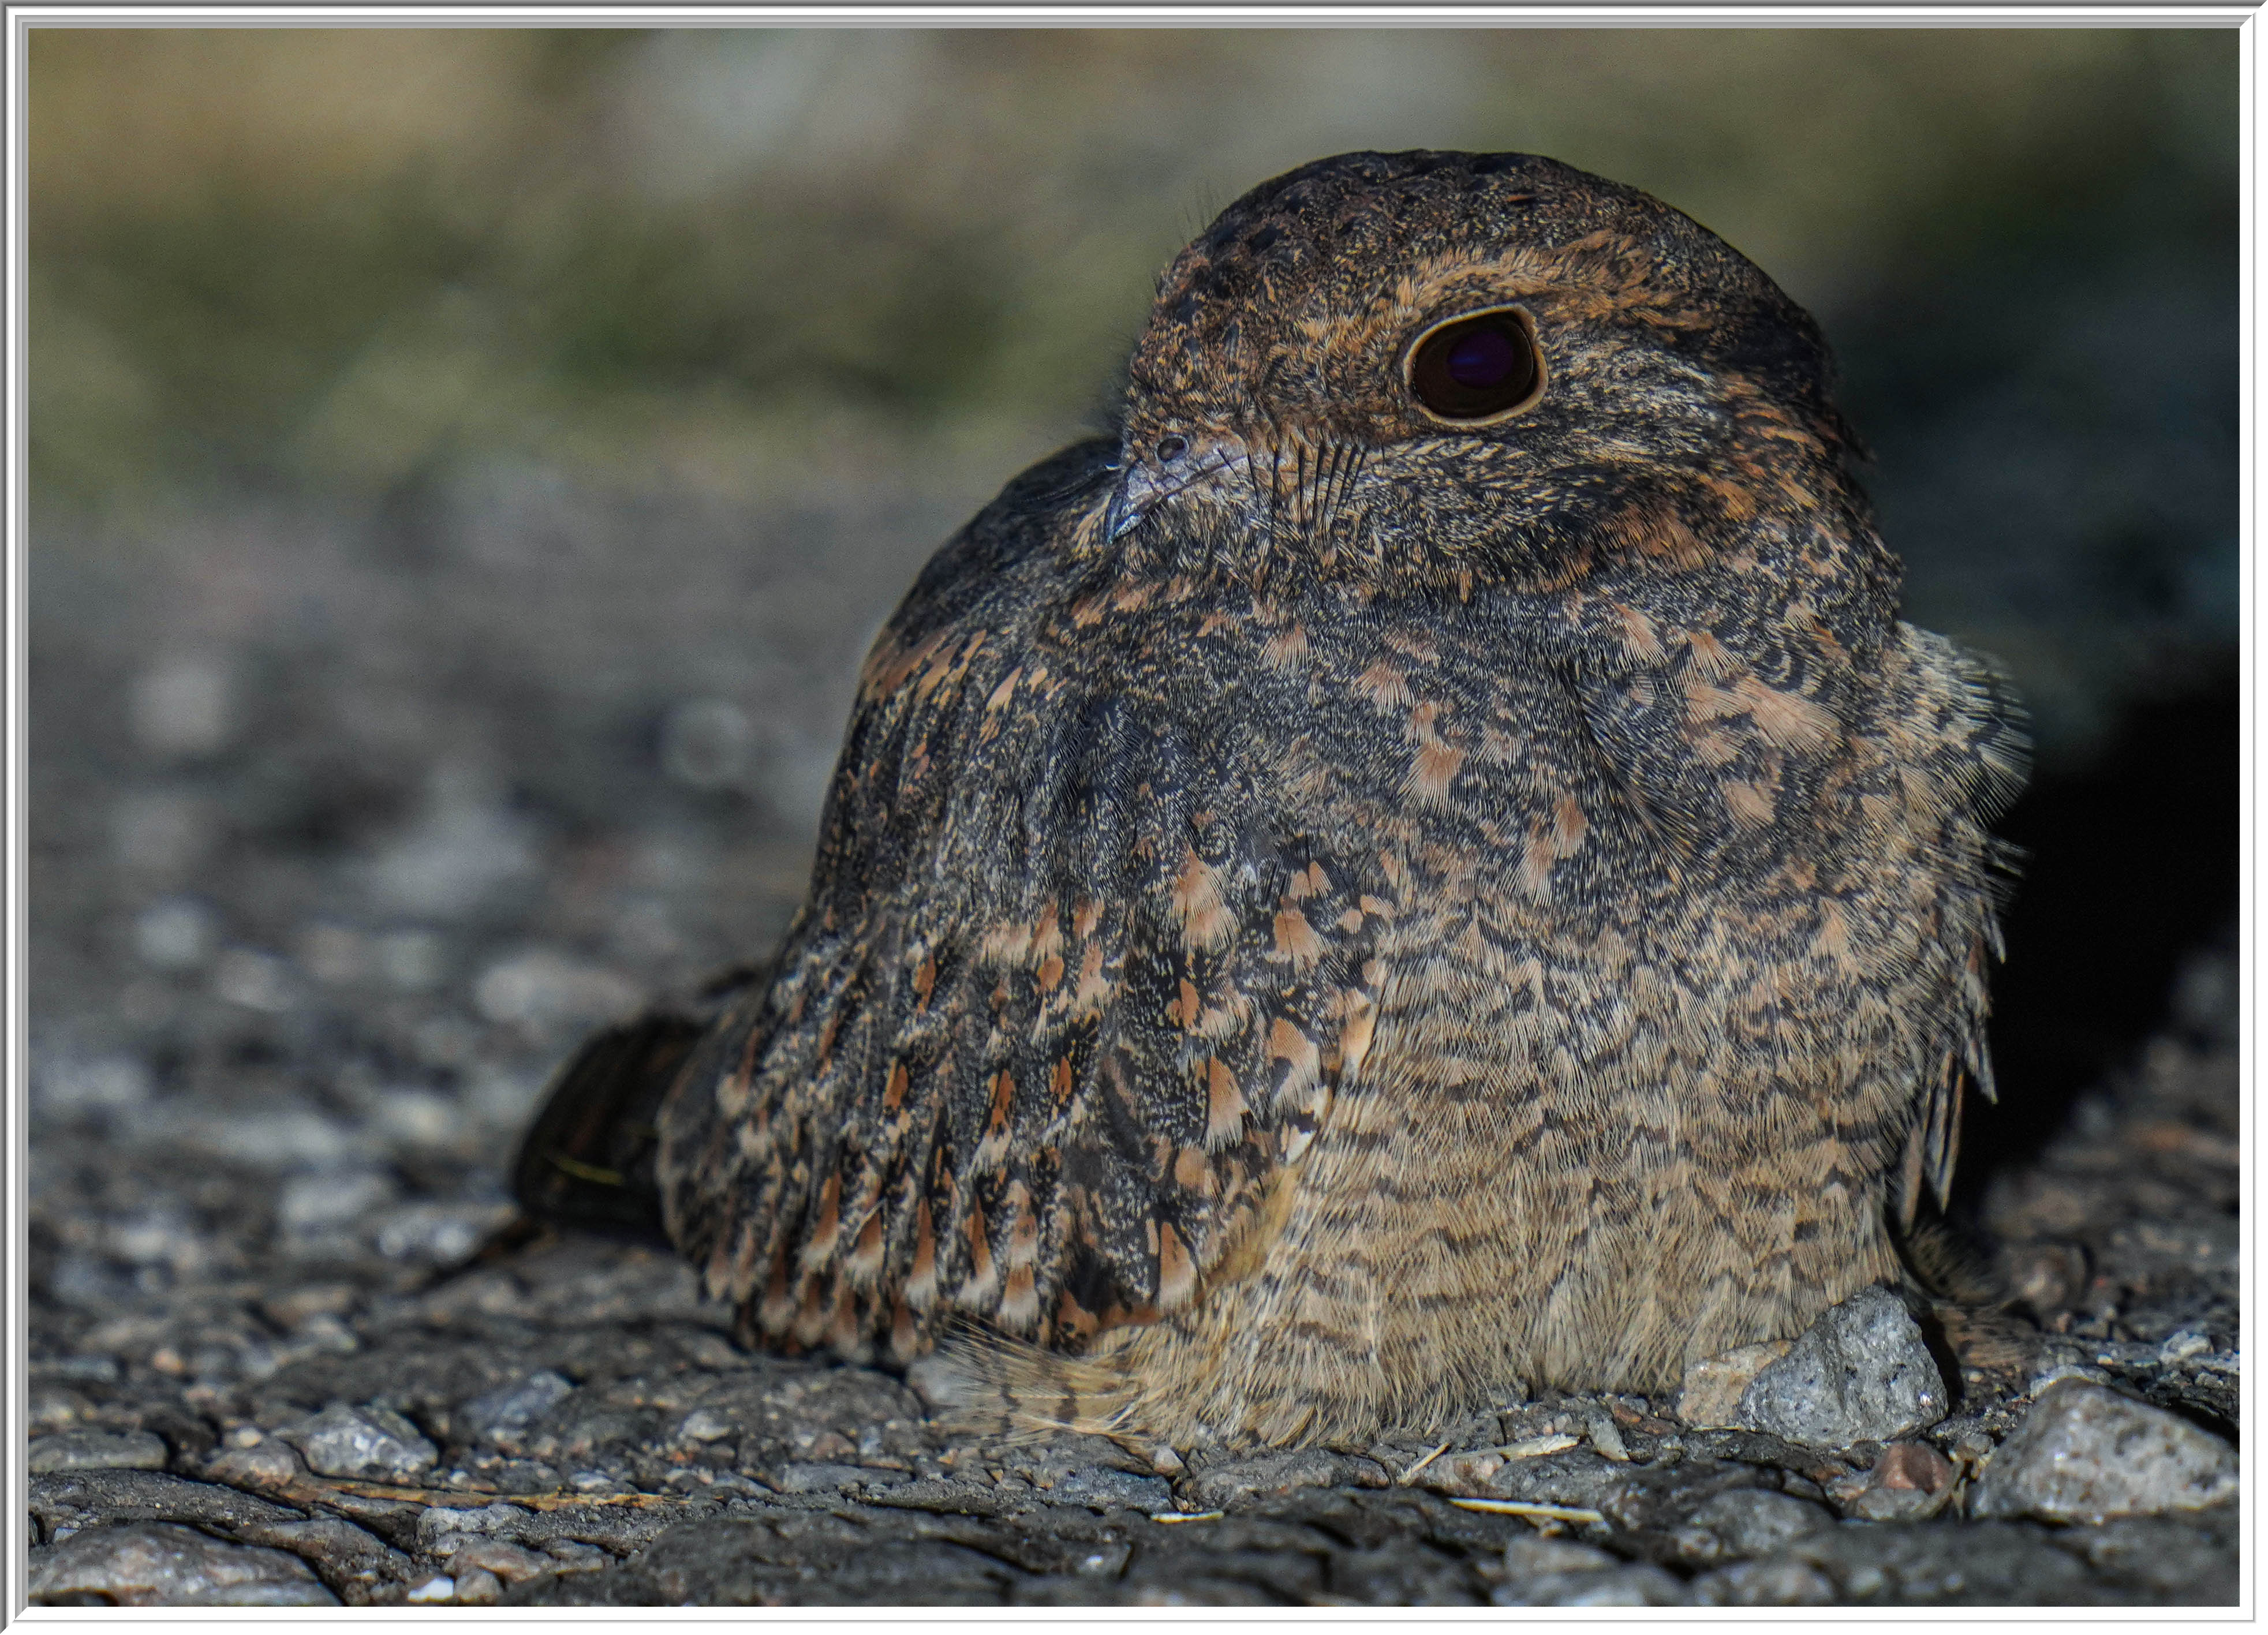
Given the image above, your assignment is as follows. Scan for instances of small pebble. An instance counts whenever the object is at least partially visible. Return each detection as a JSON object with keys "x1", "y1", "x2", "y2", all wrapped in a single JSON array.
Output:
[
  {"x1": 27, "y1": 1430, "x2": 170, "y2": 1475},
  {"x1": 458, "y1": 1371, "x2": 575, "y2": 1439},
  {"x1": 205, "y1": 1439, "x2": 309, "y2": 1492},
  {"x1": 452, "y1": 1566, "x2": 505, "y2": 1604},
  {"x1": 1494, "y1": 1536, "x2": 1686, "y2": 1608},
  {"x1": 1829, "y1": 1441, "x2": 1956, "y2": 1522},
  {"x1": 1671, "y1": 1488, "x2": 1832, "y2": 1564},
  {"x1": 281, "y1": 1404, "x2": 437, "y2": 1480},
  {"x1": 1689, "y1": 1559, "x2": 1840, "y2": 1606}
]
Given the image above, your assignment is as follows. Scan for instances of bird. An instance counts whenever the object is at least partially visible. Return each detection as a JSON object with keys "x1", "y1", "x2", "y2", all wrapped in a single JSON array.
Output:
[{"x1": 520, "y1": 150, "x2": 2027, "y2": 1453}]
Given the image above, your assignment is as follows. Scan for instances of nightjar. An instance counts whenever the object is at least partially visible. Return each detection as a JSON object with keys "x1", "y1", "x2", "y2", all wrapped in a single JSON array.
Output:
[{"x1": 520, "y1": 151, "x2": 2026, "y2": 1450}]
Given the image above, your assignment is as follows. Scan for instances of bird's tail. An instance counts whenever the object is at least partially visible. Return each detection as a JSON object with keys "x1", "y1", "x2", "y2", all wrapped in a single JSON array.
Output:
[
  {"x1": 1889, "y1": 1196, "x2": 2040, "y2": 1382},
  {"x1": 911, "y1": 1316, "x2": 1149, "y2": 1446},
  {"x1": 511, "y1": 962, "x2": 771, "y2": 1241},
  {"x1": 1890, "y1": 1196, "x2": 2006, "y2": 1308}
]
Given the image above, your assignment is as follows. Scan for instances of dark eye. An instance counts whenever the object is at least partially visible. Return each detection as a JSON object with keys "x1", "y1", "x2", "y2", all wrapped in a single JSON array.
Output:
[{"x1": 1404, "y1": 306, "x2": 1544, "y2": 423}]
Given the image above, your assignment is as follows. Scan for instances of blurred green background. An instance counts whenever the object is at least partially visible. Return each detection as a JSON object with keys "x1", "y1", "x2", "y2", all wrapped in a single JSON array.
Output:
[
  {"x1": 28, "y1": 28, "x2": 2239, "y2": 1140},
  {"x1": 32, "y1": 27, "x2": 2237, "y2": 756}
]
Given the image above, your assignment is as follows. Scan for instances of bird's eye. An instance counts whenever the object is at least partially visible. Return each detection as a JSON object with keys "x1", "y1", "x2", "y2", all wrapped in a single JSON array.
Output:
[{"x1": 1404, "y1": 306, "x2": 1545, "y2": 424}]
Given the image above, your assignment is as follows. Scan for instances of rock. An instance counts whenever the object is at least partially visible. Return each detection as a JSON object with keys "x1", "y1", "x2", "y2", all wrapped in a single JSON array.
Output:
[
  {"x1": 29, "y1": 1521, "x2": 339, "y2": 1606},
  {"x1": 204, "y1": 1439, "x2": 310, "y2": 1493},
  {"x1": 1689, "y1": 1559, "x2": 1840, "y2": 1606},
  {"x1": 1186, "y1": 1449, "x2": 1391, "y2": 1510},
  {"x1": 447, "y1": 1539, "x2": 559, "y2": 1584},
  {"x1": 246, "y1": 1514, "x2": 416, "y2": 1598},
  {"x1": 772, "y1": 1463, "x2": 904, "y2": 1494},
  {"x1": 1493, "y1": 1537, "x2": 1685, "y2": 1607},
  {"x1": 1829, "y1": 1441, "x2": 1956, "y2": 1522},
  {"x1": 1670, "y1": 1487, "x2": 1834, "y2": 1564},
  {"x1": 675, "y1": 1406, "x2": 735, "y2": 1445},
  {"x1": 453, "y1": 1565, "x2": 507, "y2": 1603},
  {"x1": 473, "y1": 949, "x2": 640, "y2": 1031},
  {"x1": 29, "y1": 1470, "x2": 304, "y2": 1545},
  {"x1": 28, "y1": 1383, "x2": 92, "y2": 1434},
  {"x1": 281, "y1": 1405, "x2": 438, "y2": 1480},
  {"x1": 372, "y1": 1200, "x2": 515, "y2": 1264},
  {"x1": 2056, "y1": 1511, "x2": 2241, "y2": 1603},
  {"x1": 1044, "y1": 1466, "x2": 1174, "y2": 1511},
  {"x1": 28, "y1": 1430, "x2": 171, "y2": 1474},
  {"x1": 1585, "y1": 1413, "x2": 1631, "y2": 1462},
  {"x1": 1970, "y1": 1379, "x2": 2237, "y2": 1524},
  {"x1": 1678, "y1": 1341, "x2": 1791, "y2": 1428},
  {"x1": 1413, "y1": 1447, "x2": 1505, "y2": 1495},
  {"x1": 1770, "y1": 1517, "x2": 2094, "y2": 1603},
  {"x1": 1727, "y1": 1286, "x2": 1948, "y2": 1446},
  {"x1": 1501, "y1": 1535, "x2": 1616, "y2": 1575},
  {"x1": 416, "y1": 1502, "x2": 537, "y2": 1554},
  {"x1": 459, "y1": 1371, "x2": 576, "y2": 1440}
]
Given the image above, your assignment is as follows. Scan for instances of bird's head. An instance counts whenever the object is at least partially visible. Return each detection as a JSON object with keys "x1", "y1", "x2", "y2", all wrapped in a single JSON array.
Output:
[{"x1": 1098, "y1": 150, "x2": 1887, "y2": 618}]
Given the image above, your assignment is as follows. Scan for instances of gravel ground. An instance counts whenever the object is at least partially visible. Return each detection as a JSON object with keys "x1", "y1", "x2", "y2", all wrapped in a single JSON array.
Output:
[{"x1": 26, "y1": 477, "x2": 2240, "y2": 1607}]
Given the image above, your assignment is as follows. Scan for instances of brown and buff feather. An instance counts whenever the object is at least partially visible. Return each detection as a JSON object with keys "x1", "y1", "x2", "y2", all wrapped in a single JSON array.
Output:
[{"x1": 633, "y1": 151, "x2": 2025, "y2": 1451}]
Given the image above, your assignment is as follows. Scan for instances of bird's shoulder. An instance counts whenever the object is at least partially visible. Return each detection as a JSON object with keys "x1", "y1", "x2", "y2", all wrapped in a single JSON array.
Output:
[{"x1": 657, "y1": 442, "x2": 1400, "y2": 1357}]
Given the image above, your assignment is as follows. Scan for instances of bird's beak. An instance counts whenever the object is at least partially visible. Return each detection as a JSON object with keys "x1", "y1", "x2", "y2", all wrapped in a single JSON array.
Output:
[{"x1": 1104, "y1": 434, "x2": 1252, "y2": 541}]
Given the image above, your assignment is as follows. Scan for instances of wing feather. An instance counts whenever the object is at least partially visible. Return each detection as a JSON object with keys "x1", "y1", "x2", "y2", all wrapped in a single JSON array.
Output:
[{"x1": 658, "y1": 441, "x2": 1387, "y2": 1359}]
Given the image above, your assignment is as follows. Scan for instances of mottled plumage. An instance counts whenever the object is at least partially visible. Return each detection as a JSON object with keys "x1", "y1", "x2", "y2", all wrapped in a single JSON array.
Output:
[{"x1": 607, "y1": 152, "x2": 2025, "y2": 1449}]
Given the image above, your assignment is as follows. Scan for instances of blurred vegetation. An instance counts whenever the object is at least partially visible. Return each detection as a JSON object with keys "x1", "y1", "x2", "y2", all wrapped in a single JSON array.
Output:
[
  {"x1": 30, "y1": 27, "x2": 2237, "y2": 763},
  {"x1": 33, "y1": 28, "x2": 2235, "y2": 499}
]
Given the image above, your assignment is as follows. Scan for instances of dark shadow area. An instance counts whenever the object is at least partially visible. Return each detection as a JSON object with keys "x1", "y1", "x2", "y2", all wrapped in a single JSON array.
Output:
[{"x1": 1956, "y1": 656, "x2": 2240, "y2": 1204}]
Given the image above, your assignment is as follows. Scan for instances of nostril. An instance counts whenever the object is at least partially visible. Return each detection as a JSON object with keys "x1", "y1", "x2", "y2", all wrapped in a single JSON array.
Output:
[{"x1": 1154, "y1": 435, "x2": 1188, "y2": 463}]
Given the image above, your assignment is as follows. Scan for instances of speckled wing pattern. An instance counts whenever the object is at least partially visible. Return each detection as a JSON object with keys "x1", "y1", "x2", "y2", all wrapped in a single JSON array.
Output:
[{"x1": 657, "y1": 442, "x2": 1387, "y2": 1363}]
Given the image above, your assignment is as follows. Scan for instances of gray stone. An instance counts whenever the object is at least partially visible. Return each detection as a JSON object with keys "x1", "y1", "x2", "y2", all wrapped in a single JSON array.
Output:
[
  {"x1": 28, "y1": 1383, "x2": 93, "y2": 1432},
  {"x1": 2054, "y1": 1511, "x2": 2240, "y2": 1603},
  {"x1": 771, "y1": 1462, "x2": 904, "y2": 1493},
  {"x1": 1492, "y1": 1537, "x2": 1687, "y2": 1608},
  {"x1": 1689, "y1": 1559, "x2": 1840, "y2": 1605},
  {"x1": 1971, "y1": 1379, "x2": 2237, "y2": 1524},
  {"x1": 203, "y1": 1438, "x2": 310, "y2": 1493},
  {"x1": 282, "y1": 1404, "x2": 438, "y2": 1480},
  {"x1": 244, "y1": 1514, "x2": 416, "y2": 1597},
  {"x1": 1777, "y1": 1518, "x2": 2095, "y2": 1604},
  {"x1": 1186, "y1": 1448, "x2": 1391, "y2": 1510},
  {"x1": 675, "y1": 1406, "x2": 735, "y2": 1444},
  {"x1": 416, "y1": 1502, "x2": 537, "y2": 1552},
  {"x1": 459, "y1": 1370, "x2": 576, "y2": 1439},
  {"x1": 453, "y1": 1565, "x2": 507, "y2": 1603},
  {"x1": 29, "y1": 1470, "x2": 305, "y2": 1546},
  {"x1": 1671, "y1": 1487, "x2": 1834, "y2": 1564},
  {"x1": 28, "y1": 1429, "x2": 170, "y2": 1474},
  {"x1": 1043, "y1": 1466, "x2": 1174, "y2": 1511},
  {"x1": 1730, "y1": 1286, "x2": 1948, "y2": 1447},
  {"x1": 447, "y1": 1537, "x2": 560, "y2": 1584},
  {"x1": 29, "y1": 1521, "x2": 339, "y2": 1606},
  {"x1": 1502, "y1": 1535, "x2": 1619, "y2": 1576}
]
